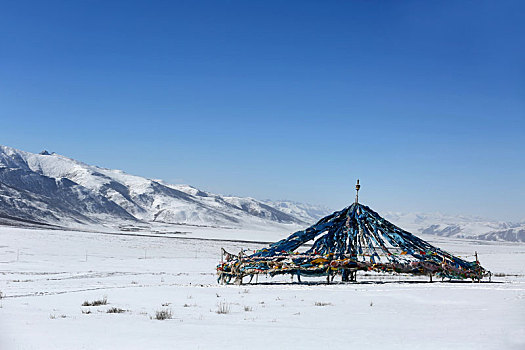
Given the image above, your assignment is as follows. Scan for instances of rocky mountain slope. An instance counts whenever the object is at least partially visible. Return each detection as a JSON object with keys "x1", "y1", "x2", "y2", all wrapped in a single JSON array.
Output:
[
  {"x1": 261, "y1": 199, "x2": 333, "y2": 224},
  {"x1": 0, "y1": 145, "x2": 329, "y2": 229}
]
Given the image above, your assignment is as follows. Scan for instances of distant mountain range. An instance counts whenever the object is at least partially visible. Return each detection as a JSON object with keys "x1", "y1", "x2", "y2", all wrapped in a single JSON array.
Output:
[
  {"x1": 383, "y1": 211, "x2": 525, "y2": 243},
  {"x1": 0, "y1": 145, "x2": 523, "y2": 242},
  {"x1": 0, "y1": 145, "x2": 330, "y2": 230}
]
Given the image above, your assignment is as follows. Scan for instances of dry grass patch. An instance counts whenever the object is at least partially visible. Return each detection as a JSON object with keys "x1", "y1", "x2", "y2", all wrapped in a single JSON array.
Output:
[
  {"x1": 314, "y1": 301, "x2": 332, "y2": 307},
  {"x1": 155, "y1": 309, "x2": 172, "y2": 320},
  {"x1": 216, "y1": 302, "x2": 231, "y2": 314},
  {"x1": 107, "y1": 307, "x2": 126, "y2": 313},
  {"x1": 82, "y1": 297, "x2": 107, "y2": 306}
]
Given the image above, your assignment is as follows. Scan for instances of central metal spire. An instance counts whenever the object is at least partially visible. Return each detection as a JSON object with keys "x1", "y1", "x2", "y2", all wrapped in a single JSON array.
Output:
[{"x1": 355, "y1": 179, "x2": 360, "y2": 204}]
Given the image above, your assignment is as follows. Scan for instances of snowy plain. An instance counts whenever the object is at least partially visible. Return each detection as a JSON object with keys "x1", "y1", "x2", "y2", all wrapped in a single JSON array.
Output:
[{"x1": 1, "y1": 225, "x2": 524, "y2": 350}]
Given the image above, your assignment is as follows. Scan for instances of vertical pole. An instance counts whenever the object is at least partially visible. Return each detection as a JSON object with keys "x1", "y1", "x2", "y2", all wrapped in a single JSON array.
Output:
[
  {"x1": 342, "y1": 269, "x2": 349, "y2": 282},
  {"x1": 355, "y1": 179, "x2": 361, "y2": 204},
  {"x1": 219, "y1": 249, "x2": 224, "y2": 284}
]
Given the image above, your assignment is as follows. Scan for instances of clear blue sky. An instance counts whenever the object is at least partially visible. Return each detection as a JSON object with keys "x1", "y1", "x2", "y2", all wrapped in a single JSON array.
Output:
[{"x1": 1, "y1": 1, "x2": 524, "y2": 220}]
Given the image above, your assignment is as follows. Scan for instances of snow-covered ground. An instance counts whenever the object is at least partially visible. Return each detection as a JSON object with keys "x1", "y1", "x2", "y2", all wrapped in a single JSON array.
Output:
[{"x1": 1, "y1": 226, "x2": 524, "y2": 349}]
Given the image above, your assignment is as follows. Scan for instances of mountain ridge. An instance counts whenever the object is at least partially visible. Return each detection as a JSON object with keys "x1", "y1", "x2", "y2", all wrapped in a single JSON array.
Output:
[
  {"x1": 0, "y1": 145, "x2": 330, "y2": 230},
  {"x1": 383, "y1": 211, "x2": 525, "y2": 242},
  {"x1": 0, "y1": 145, "x2": 523, "y2": 242}
]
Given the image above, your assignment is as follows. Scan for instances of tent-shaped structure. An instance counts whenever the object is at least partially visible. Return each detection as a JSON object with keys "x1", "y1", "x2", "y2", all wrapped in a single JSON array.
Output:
[{"x1": 217, "y1": 181, "x2": 491, "y2": 284}]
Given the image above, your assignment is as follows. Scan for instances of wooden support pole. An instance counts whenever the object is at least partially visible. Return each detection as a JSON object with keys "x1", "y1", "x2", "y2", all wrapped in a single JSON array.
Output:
[
  {"x1": 326, "y1": 270, "x2": 332, "y2": 284},
  {"x1": 342, "y1": 269, "x2": 350, "y2": 282}
]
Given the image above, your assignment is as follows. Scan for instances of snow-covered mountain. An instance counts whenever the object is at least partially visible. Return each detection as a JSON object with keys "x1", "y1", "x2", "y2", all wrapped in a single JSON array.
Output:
[
  {"x1": 1, "y1": 145, "x2": 523, "y2": 242},
  {"x1": 261, "y1": 200, "x2": 332, "y2": 224},
  {"x1": 0, "y1": 145, "x2": 321, "y2": 229},
  {"x1": 384, "y1": 211, "x2": 525, "y2": 242}
]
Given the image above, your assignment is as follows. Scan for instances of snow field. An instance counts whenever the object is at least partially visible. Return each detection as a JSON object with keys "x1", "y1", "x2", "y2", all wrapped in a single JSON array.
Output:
[{"x1": 0, "y1": 226, "x2": 524, "y2": 349}]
